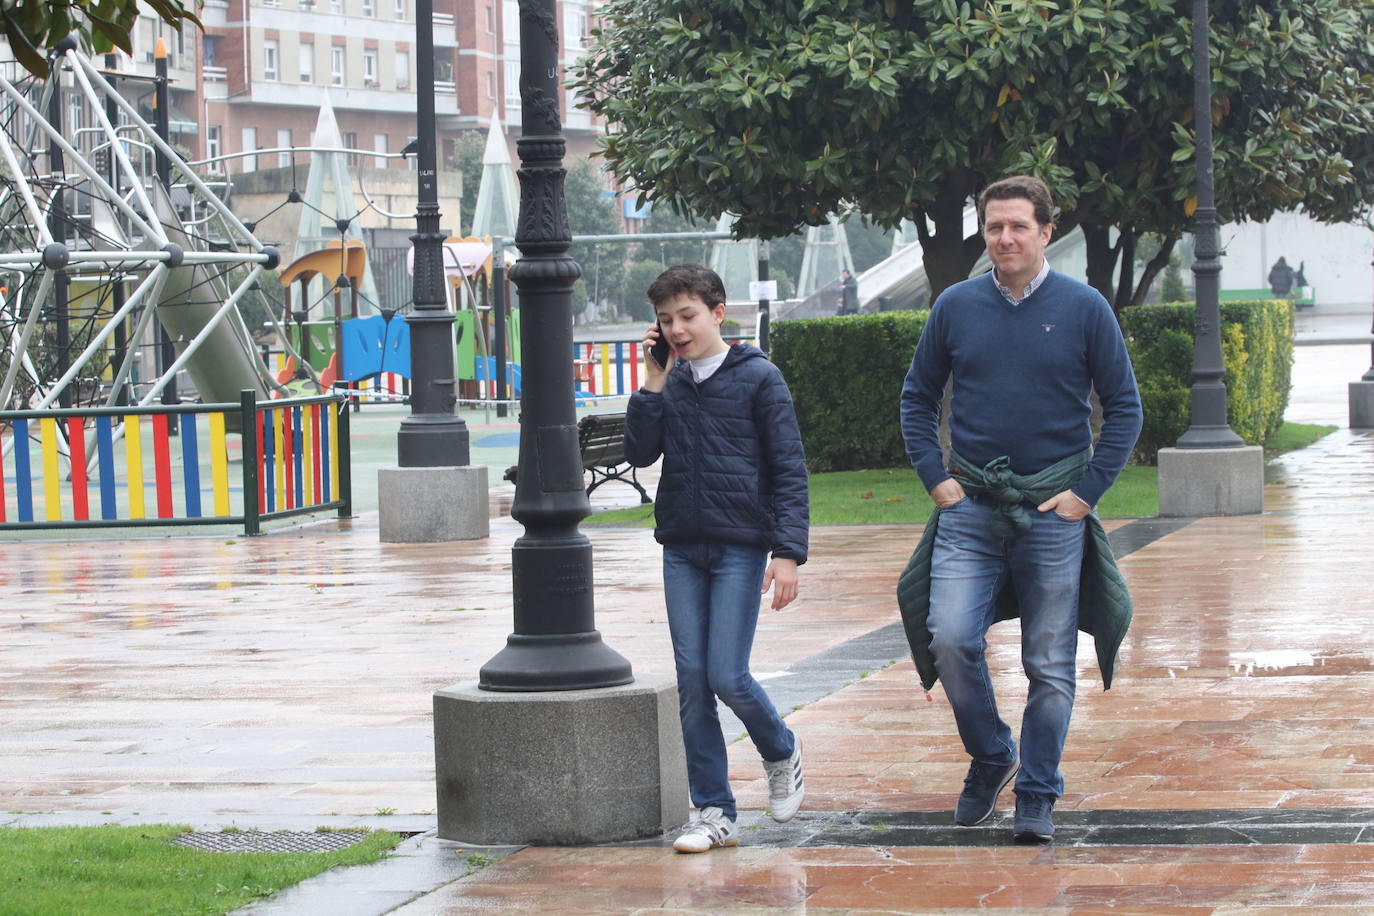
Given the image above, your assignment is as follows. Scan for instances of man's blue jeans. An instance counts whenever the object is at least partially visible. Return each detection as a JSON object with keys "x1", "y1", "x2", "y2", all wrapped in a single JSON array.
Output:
[
  {"x1": 663, "y1": 542, "x2": 796, "y2": 820},
  {"x1": 928, "y1": 496, "x2": 1086, "y2": 799}
]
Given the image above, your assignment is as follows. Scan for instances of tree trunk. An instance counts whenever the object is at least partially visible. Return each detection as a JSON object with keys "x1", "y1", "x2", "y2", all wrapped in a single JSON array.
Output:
[
  {"x1": 1081, "y1": 223, "x2": 1120, "y2": 310},
  {"x1": 1130, "y1": 234, "x2": 1178, "y2": 308},
  {"x1": 916, "y1": 169, "x2": 987, "y2": 303}
]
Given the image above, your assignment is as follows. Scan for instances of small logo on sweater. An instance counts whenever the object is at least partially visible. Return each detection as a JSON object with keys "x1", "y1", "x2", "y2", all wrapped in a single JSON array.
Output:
[{"x1": 1042, "y1": 323, "x2": 1055, "y2": 333}]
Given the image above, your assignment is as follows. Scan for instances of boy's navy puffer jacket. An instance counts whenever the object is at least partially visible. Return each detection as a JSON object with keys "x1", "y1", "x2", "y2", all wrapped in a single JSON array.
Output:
[{"x1": 624, "y1": 343, "x2": 808, "y2": 564}]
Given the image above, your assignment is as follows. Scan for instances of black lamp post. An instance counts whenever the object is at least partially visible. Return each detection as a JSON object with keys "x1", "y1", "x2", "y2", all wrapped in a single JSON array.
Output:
[
  {"x1": 1176, "y1": 0, "x2": 1243, "y2": 449},
  {"x1": 478, "y1": 0, "x2": 632, "y2": 691},
  {"x1": 401, "y1": 0, "x2": 468, "y2": 467}
]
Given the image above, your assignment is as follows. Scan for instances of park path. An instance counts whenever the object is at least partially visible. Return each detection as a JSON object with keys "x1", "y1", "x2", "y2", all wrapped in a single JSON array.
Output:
[{"x1": 2, "y1": 345, "x2": 1372, "y2": 914}]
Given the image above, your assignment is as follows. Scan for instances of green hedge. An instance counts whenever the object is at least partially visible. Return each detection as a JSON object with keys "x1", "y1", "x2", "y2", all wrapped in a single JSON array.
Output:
[
  {"x1": 772, "y1": 299, "x2": 1293, "y2": 472},
  {"x1": 1121, "y1": 299, "x2": 1294, "y2": 463},
  {"x1": 771, "y1": 311, "x2": 928, "y2": 472}
]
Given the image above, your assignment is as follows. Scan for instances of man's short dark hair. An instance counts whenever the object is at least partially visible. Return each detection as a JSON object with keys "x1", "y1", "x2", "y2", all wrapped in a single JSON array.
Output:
[
  {"x1": 647, "y1": 264, "x2": 727, "y2": 310},
  {"x1": 977, "y1": 175, "x2": 1055, "y2": 227}
]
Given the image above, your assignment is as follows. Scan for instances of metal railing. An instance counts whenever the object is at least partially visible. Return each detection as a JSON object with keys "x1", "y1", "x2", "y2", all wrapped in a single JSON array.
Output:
[{"x1": 0, "y1": 390, "x2": 351, "y2": 536}]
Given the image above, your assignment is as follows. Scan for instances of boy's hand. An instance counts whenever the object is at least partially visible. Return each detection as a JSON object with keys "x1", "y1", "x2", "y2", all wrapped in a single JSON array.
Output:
[
  {"x1": 641, "y1": 325, "x2": 674, "y2": 392},
  {"x1": 762, "y1": 557, "x2": 799, "y2": 610}
]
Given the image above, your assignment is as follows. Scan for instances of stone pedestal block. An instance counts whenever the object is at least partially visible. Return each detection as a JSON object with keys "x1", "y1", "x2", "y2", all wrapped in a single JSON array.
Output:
[
  {"x1": 433, "y1": 677, "x2": 687, "y2": 845},
  {"x1": 378, "y1": 466, "x2": 488, "y2": 543},
  {"x1": 1350, "y1": 381, "x2": 1374, "y2": 430},
  {"x1": 1158, "y1": 445, "x2": 1264, "y2": 517}
]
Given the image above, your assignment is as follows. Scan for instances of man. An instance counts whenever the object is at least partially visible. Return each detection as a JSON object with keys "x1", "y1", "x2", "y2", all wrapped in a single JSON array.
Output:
[{"x1": 898, "y1": 175, "x2": 1142, "y2": 842}]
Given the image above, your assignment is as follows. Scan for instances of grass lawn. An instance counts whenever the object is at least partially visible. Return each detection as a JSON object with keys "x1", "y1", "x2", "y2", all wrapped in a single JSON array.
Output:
[
  {"x1": 586, "y1": 421, "x2": 1336, "y2": 528},
  {"x1": 0, "y1": 825, "x2": 402, "y2": 916}
]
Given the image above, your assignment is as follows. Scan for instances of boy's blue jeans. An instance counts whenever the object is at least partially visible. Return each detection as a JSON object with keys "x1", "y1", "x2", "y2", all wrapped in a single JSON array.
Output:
[
  {"x1": 663, "y1": 541, "x2": 796, "y2": 820},
  {"x1": 927, "y1": 495, "x2": 1085, "y2": 800}
]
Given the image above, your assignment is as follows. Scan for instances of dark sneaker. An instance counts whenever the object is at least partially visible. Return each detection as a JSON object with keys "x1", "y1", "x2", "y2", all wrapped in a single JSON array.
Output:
[
  {"x1": 1012, "y1": 793, "x2": 1056, "y2": 843},
  {"x1": 954, "y1": 760, "x2": 1018, "y2": 826}
]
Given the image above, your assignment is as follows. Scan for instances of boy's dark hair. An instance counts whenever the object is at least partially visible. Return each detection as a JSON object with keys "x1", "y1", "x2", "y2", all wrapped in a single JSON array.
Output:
[
  {"x1": 977, "y1": 175, "x2": 1055, "y2": 227},
  {"x1": 647, "y1": 264, "x2": 727, "y2": 310}
]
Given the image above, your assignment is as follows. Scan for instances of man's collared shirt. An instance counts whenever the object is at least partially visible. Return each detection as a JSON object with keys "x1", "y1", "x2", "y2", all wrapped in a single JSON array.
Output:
[{"x1": 993, "y1": 258, "x2": 1050, "y2": 306}]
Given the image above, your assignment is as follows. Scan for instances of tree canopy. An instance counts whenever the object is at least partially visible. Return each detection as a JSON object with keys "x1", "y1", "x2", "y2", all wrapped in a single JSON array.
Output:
[
  {"x1": 571, "y1": 0, "x2": 1374, "y2": 306},
  {"x1": 2, "y1": 0, "x2": 201, "y2": 78}
]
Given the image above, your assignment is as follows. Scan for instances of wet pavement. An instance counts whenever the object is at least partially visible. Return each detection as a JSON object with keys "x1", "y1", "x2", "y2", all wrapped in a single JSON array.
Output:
[{"x1": 4, "y1": 342, "x2": 1374, "y2": 914}]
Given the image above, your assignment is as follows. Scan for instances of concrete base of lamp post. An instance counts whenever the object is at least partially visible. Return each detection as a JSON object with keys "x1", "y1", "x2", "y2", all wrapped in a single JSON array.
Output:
[
  {"x1": 1349, "y1": 381, "x2": 1374, "y2": 429},
  {"x1": 433, "y1": 677, "x2": 688, "y2": 845},
  {"x1": 378, "y1": 466, "x2": 489, "y2": 542},
  {"x1": 1157, "y1": 445, "x2": 1264, "y2": 517}
]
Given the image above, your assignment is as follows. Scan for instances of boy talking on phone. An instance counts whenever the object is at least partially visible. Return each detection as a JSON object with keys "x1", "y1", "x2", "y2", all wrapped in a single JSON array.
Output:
[{"x1": 624, "y1": 264, "x2": 809, "y2": 853}]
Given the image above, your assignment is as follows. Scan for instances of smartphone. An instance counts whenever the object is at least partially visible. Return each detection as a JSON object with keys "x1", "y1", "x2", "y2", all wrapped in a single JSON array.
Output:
[{"x1": 650, "y1": 322, "x2": 672, "y2": 368}]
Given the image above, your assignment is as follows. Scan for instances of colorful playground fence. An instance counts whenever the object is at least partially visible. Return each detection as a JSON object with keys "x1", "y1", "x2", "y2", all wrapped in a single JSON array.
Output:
[
  {"x1": 0, "y1": 391, "x2": 351, "y2": 536},
  {"x1": 572, "y1": 337, "x2": 752, "y2": 399}
]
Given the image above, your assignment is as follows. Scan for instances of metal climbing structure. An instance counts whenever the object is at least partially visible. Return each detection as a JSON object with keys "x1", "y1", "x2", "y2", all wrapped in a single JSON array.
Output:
[{"x1": 0, "y1": 44, "x2": 285, "y2": 427}]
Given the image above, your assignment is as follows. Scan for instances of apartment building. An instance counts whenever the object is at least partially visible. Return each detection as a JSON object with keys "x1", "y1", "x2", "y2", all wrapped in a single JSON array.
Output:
[{"x1": 193, "y1": 0, "x2": 599, "y2": 176}]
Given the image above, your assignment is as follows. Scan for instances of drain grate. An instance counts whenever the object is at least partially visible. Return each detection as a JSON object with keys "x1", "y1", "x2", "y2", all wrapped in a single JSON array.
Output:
[{"x1": 173, "y1": 830, "x2": 370, "y2": 854}]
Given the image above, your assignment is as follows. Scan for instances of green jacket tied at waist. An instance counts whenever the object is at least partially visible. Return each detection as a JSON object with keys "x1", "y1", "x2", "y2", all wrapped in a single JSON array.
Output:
[{"x1": 896, "y1": 447, "x2": 1132, "y2": 691}]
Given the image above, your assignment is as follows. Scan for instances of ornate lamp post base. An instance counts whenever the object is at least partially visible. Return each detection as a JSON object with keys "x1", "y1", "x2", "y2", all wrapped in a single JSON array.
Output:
[{"x1": 1157, "y1": 445, "x2": 1264, "y2": 517}]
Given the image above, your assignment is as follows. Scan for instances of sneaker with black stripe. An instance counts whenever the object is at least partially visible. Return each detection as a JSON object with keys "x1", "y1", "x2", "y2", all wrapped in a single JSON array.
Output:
[
  {"x1": 763, "y1": 736, "x2": 805, "y2": 823},
  {"x1": 673, "y1": 806, "x2": 739, "y2": 853}
]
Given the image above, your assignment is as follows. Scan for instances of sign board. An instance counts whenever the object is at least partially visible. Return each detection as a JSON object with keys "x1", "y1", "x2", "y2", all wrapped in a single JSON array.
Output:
[{"x1": 749, "y1": 280, "x2": 778, "y2": 301}]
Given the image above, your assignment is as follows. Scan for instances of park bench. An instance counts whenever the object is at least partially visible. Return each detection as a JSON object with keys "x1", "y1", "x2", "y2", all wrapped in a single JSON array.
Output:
[{"x1": 503, "y1": 412, "x2": 652, "y2": 504}]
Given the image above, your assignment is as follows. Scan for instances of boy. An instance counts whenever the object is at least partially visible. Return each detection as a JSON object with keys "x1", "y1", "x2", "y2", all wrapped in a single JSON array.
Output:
[{"x1": 624, "y1": 264, "x2": 809, "y2": 854}]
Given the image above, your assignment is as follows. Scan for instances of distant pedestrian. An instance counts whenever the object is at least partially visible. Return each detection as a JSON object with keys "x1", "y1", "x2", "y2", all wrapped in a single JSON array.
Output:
[
  {"x1": 625, "y1": 264, "x2": 809, "y2": 854},
  {"x1": 1268, "y1": 257, "x2": 1296, "y2": 298},
  {"x1": 838, "y1": 268, "x2": 859, "y2": 315},
  {"x1": 897, "y1": 175, "x2": 1142, "y2": 843}
]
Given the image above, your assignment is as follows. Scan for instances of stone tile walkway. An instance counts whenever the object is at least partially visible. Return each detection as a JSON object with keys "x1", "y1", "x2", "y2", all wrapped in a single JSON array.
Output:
[{"x1": 4, "y1": 346, "x2": 1373, "y2": 914}]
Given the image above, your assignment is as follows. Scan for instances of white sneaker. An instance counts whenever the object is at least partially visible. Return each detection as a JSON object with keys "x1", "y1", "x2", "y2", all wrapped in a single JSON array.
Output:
[
  {"x1": 763, "y1": 736, "x2": 805, "y2": 823},
  {"x1": 672, "y1": 806, "x2": 739, "y2": 853}
]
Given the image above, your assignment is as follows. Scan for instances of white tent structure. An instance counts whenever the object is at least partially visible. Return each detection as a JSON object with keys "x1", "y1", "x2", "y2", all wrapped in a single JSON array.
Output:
[
  {"x1": 796, "y1": 214, "x2": 855, "y2": 298},
  {"x1": 708, "y1": 214, "x2": 759, "y2": 303},
  {"x1": 470, "y1": 114, "x2": 519, "y2": 239},
  {"x1": 294, "y1": 95, "x2": 380, "y2": 316}
]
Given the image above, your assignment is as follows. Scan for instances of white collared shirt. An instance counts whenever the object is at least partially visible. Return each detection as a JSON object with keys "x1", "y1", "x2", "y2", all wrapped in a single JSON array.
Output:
[{"x1": 993, "y1": 258, "x2": 1051, "y2": 306}]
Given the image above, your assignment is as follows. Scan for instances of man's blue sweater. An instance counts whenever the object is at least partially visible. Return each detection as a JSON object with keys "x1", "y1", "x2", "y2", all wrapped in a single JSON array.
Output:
[{"x1": 900, "y1": 270, "x2": 1143, "y2": 508}]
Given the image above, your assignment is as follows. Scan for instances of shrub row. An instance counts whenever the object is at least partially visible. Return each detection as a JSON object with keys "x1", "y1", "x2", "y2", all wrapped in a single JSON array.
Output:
[
  {"x1": 1121, "y1": 299, "x2": 1294, "y2": 462},
  {"x1": 772, "y1": 299, "x2": 1293, "y2": 471},
  {"x1": 771, "y1": 311, "x2": 928, "y2": 472}
]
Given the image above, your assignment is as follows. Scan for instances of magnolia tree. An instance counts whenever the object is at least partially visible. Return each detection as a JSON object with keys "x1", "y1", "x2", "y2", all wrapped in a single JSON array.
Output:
[{"x1": 571, "y1": 0, "x2": 1374, "y2": 309}]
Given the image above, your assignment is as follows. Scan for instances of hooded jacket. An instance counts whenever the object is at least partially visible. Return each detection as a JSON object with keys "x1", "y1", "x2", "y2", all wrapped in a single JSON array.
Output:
[{"x1": 624, "y1": 343, "x2": 808, "y2": 564}]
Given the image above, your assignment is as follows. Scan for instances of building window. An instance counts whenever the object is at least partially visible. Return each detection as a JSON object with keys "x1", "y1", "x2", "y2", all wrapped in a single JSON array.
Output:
[
  {"x1": 485, "y1": 4, "x2": 494, "y2": 34},
  {"x1": 331, "y1": 46, "x2": 345, "y2": 86},
  {"x1": 485, "y1": 70, "x2": 495, "y2": 100},
  {"x1": 363, "y1": 50, "x2": 378, "y2": 86},
  {"x1": 502, "y1": 0, "x2": 518, "y2": 40},
  {"x1": 393, "y1": 0, "x2": 405, "y2": 20},
  {"x1": 504, "y1": 59, "x2": 520, "y2": 109},
  {"x1": 395, "y1": 50, "x2": 410, "y2": 89},
  {"x1": 343, "y1": 130, "x2": 358, "y2": 166},
  {"x1": 241, "y1": 126, "x2": 257, "y2": 173},
  {"x1": 373, "y1": 133, "x2": 387, "y2": 168},
  {"x1": 564, "y1": 7, "x2": 586, "y2": 48},
  {"x1": 299, "y1": 42, "x2": 314, "y2": 82},
  {"x1": 206, "y1": 125, "x2": 222, "y2": 172},
  {"x1": 263, "y1": 40, "x2": 278, "y2": 81},
  {"x1": 405, "y1": 135, "x2": 417, "y2": 170},
  {"x1": 330, "y1": 0, "x2": 341, "y2": 12},
  {"x1": 277, "y1": 128, "x2": 292, "y2": 168},
  {"x1": 362, "y1": 0, "x2": 374, "y2": 16}
]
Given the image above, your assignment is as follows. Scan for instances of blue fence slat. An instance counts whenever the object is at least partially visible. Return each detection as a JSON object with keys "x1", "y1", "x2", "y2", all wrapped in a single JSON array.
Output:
[
  {"x1": 180, "y1": 413, "x2": 202, "y2": 518},
  {"x1": 12, "y1": 418, "x2": 32, "y2": 522},
  {"x1": 96, "y1": 416, "x2": 117, "y2": 519}
]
